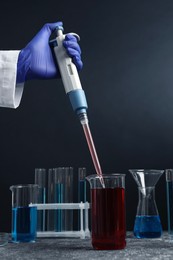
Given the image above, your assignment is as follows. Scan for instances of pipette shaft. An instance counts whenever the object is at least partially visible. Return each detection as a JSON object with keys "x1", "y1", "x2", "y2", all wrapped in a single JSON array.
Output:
[{"x1": 52, "y1": 25, "x2": 104, "y2": 187}]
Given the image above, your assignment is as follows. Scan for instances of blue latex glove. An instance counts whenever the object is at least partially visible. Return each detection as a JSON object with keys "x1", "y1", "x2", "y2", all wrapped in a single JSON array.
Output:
[{"x1": 17, "y1": 21, "x2": 83, "y2": 83}]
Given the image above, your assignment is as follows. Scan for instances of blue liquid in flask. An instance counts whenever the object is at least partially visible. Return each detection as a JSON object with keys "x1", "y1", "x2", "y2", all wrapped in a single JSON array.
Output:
[
  {"x1": 12, "y1": 206, "x2": 37, "y2": 242},
  {"x1": 134, "y1": 215, "x2": 162, "y2": 238}
]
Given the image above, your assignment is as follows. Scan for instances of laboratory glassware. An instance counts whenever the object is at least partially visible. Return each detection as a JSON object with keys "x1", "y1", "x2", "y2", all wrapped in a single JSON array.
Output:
[
  {"x1": 47, "y1": 167, "x2": 73, "y2": 232},
  {"x1": 78, "y1": 167, "x2": 86, "y2": 203},
  {"x1": 47, "y1": 168, "x2": 63, "y2": 231},
  {"x1": 78, "y1": 168, "x2": 86, "y2": 230},
  {"x1": 10, "y1": 184, "x2": 39, "y2": 243},
  {"x1": 51, "y1": 25, "x2": 104, "y2": 188},
  {"x1": 60, "y1": 167, "x2": 73, "y2": 231},
  {"x1": 86, "y1": 174, "x2": 126, "y2": 250},
  {"x1": 47, "y1": 168, "x2": 55, "y2": 231},
  {"x1": 34, "y1": 168, "x2": 46, "y2": 231},
  {"x1": 129, "y1": 169, "x2": 164, "y2": 238},
  {"x1": 165, "y1": 169, "x2": 173, "y2": 238}
]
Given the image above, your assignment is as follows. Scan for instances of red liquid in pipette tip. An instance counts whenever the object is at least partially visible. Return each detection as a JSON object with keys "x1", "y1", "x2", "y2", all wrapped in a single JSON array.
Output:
[{"x1": 82, "y1": 123, "x2": 105, "y2": 188}]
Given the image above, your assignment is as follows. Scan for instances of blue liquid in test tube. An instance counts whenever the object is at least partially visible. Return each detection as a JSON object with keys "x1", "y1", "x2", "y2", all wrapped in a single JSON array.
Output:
[
  {"x1": 78, "y1": 168, "x2": 86, "y2": 229},
  {"x1": 78, "y1": 169, "x2": 86, "y2": 202},
  {"x1": 47, "y1": 167, "x2": 73, "y2": 232},
  {"x1": 55, "y1": 183, "x2": 64, "y2": 231},
  {"x1": 12, "y1": 206, "x2": 37, "y2": 242}
]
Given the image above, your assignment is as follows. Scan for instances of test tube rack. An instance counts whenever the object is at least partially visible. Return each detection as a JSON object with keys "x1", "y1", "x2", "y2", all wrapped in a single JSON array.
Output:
[{"x1": 30, "y1": 202, "x2": 90, "y2": 239}]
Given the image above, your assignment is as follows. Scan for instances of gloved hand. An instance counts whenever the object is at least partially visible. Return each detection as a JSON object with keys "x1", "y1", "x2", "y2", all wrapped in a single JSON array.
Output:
[{"x1": 17, "y1": 21, "x2": 83, "y2": 83}]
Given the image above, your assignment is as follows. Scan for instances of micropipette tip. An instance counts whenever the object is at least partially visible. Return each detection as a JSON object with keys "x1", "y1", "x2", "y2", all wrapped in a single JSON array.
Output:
[
  {"x1": 99, "y1": 176, "x2": 105, "y2": 188},
  {"x1": 79, "y1": 112, "x2": 105, "y2": 188}
]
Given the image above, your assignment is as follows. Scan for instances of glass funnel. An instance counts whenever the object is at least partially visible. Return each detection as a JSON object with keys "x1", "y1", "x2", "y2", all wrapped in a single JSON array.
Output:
[{"x1": 129, "y1": 169, "x2": 164, "y2": 238}]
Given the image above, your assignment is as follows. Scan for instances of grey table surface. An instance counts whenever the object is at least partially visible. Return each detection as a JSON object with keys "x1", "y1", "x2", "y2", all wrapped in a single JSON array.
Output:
[{"x1": 1, "y1": 233, "x2": 173, "y2": 260}]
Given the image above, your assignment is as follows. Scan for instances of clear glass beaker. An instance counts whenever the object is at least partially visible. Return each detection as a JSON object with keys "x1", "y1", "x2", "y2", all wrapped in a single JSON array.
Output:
[
  {"x1": 129, "y1": 169, "x2": 164, "y2": 238},
  {"x1": 10, "y1": 184, "x2": 39, "y2": 243},
  {"x1": 86, "y1": 174, "x2": 126, "y2": 250}
]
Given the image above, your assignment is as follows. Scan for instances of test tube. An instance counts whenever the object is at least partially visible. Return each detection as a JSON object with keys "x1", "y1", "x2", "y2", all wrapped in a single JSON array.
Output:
[
  {"x1": 47, "y1": 168, "x2": 55, "y2": 231},
  {"x1": 47, "y1": 168, "x2": 64, "y2": 231},
  {"x1": 165, "y1": 169, "x2": 173, "y2": 238},
  {"x1": 54, "y1": 167, "x2": 64, "y2": 232},
  {"x1": 78, "y1": 168, "x2": 86, "y2": 203},
  {"x1": 78, "y1": 168, "x2": 86, "y2": 229},
  {"x1": 47, "y1": 167, "x2": 74, "y2": 232},
  {"x1": 61, "y1": 167, "x2": 74, "y2": 231},
  {"x1": 34, "y1": 168, "x2": 46, "y2": 232}
]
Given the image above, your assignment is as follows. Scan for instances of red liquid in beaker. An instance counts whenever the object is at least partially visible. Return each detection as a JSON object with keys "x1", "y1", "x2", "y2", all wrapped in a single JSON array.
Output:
[{"x1": 91, "y1": 187, "x2": 126, "y2": 250}]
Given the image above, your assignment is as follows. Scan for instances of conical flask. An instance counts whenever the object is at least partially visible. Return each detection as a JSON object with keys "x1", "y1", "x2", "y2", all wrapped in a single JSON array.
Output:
[{"x1": 129, "y1": 169, "x2": 164, "y2": 238}]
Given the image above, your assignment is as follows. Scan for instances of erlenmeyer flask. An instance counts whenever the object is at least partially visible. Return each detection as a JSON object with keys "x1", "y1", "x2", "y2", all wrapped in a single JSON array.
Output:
[{"x1": 129, "y1": 169, "x2": 164, "y2": 238}]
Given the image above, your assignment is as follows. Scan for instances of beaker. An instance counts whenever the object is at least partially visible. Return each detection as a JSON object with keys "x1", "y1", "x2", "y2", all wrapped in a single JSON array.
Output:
[
  {"x1": 86, "y1": 174, "x2": 126, "y2": 250},
  {"x1": 35, "y1": 168, "x2": 46, "y2": 231},
  {"x1": 129, "y1": 169, "x2": 164, "y2": 238},
  {"x1": 10, "y1": 184, "x2": 39, "y2": 243},
  {"x1": 165, "y1": 169, "x2": 173, "y2": 238}
]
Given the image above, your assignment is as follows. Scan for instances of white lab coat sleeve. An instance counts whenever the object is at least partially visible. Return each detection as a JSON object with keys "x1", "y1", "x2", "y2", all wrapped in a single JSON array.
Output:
[{"x1": 0, "y1": 50, "x2": 24, "y2": 108}]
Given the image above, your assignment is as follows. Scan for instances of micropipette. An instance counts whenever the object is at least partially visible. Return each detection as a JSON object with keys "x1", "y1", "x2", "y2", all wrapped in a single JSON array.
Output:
[{"x1": 52, "y1": 25, "x2": 105, "y2": 188}]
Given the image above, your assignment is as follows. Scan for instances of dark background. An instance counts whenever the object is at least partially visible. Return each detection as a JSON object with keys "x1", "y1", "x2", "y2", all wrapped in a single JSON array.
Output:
[{"x1": 0, "y1": 0, "x2": 173, "y2": 232}]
